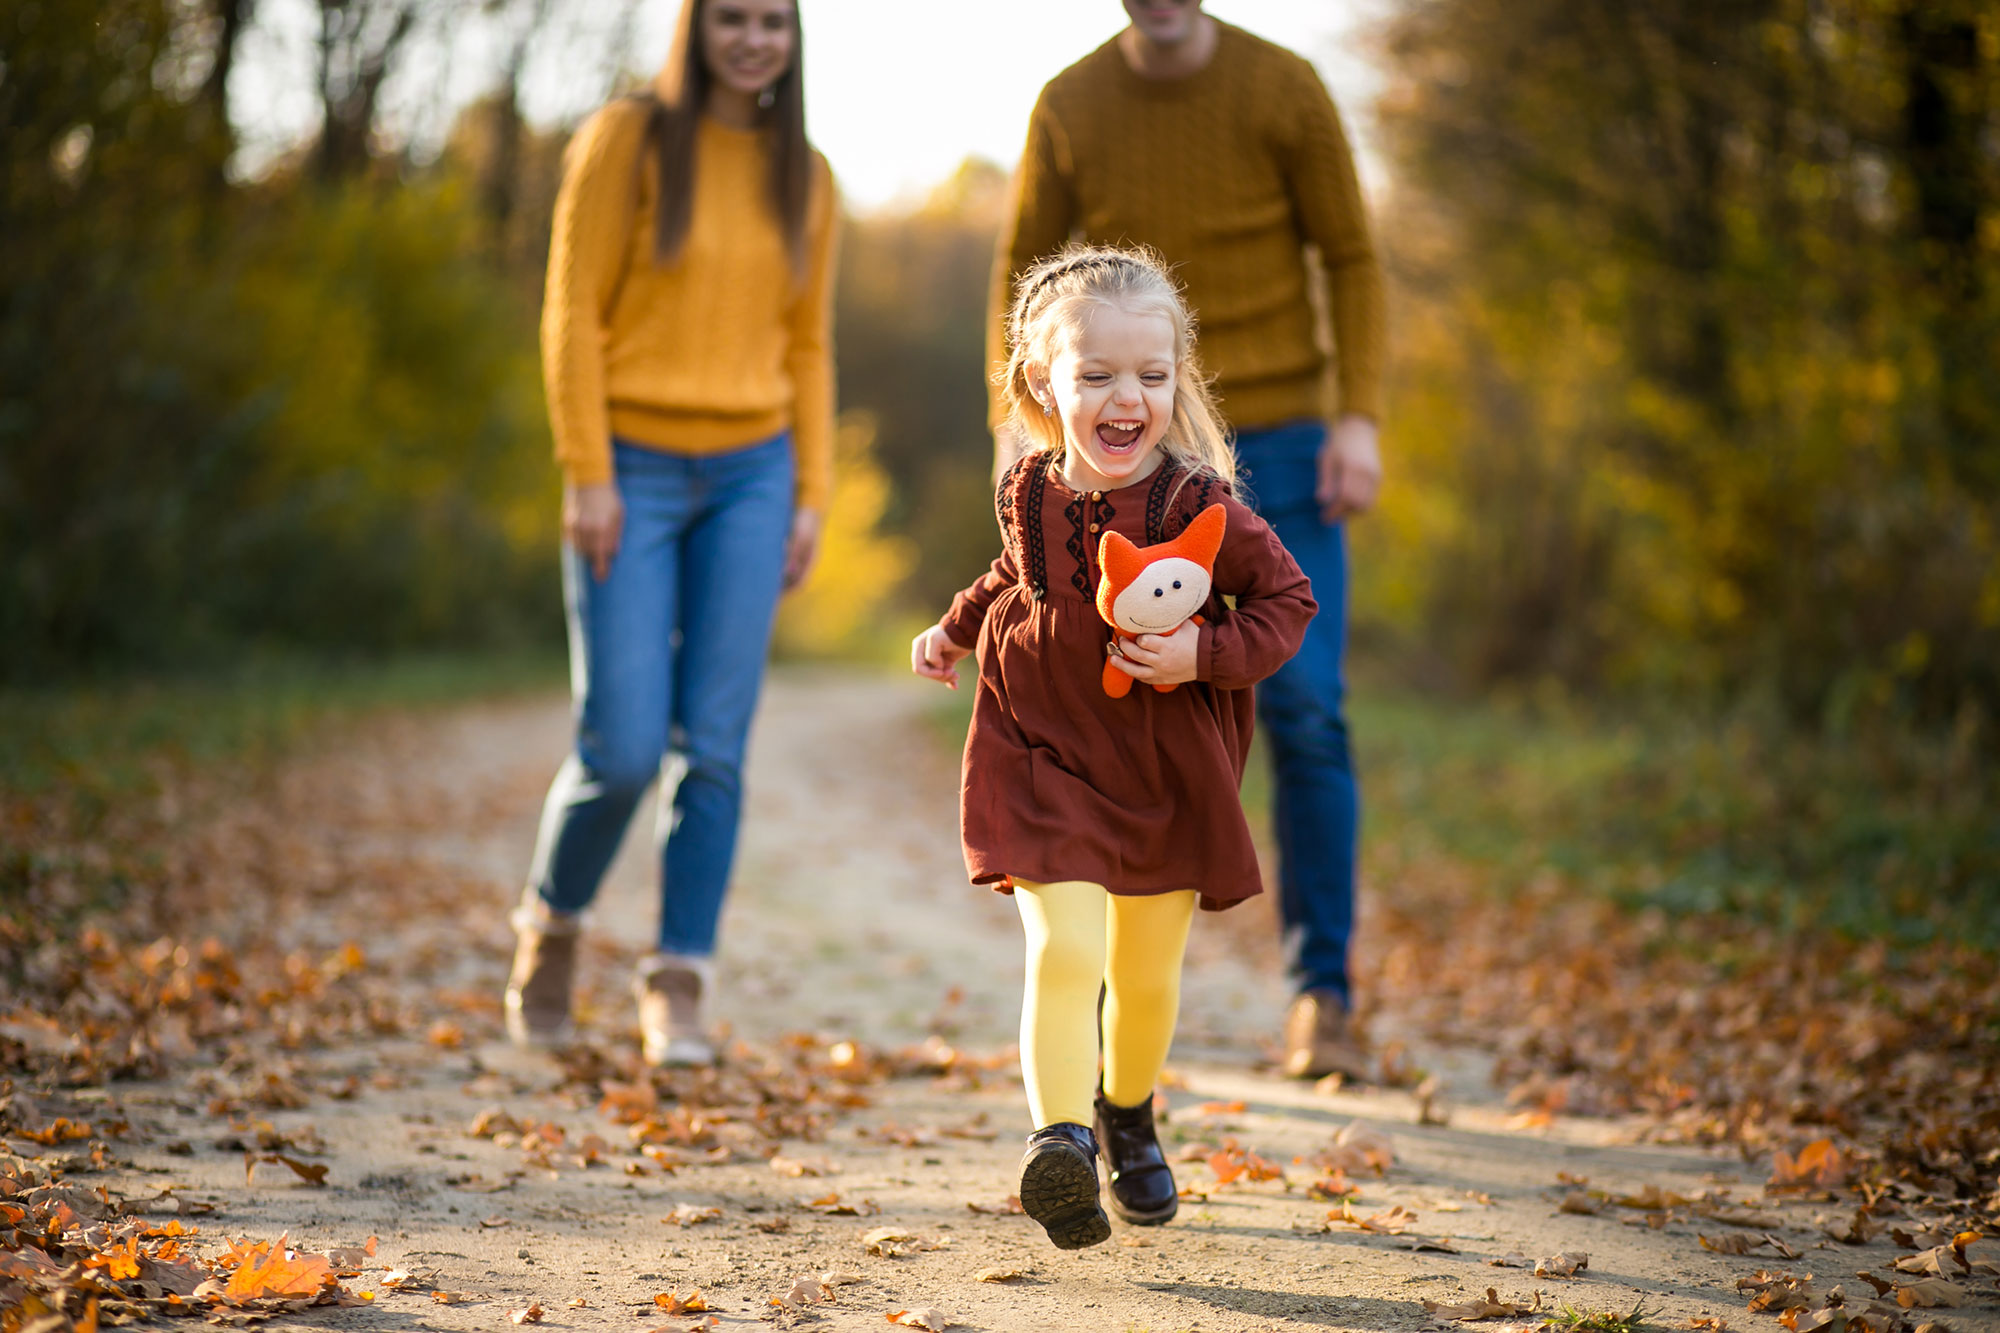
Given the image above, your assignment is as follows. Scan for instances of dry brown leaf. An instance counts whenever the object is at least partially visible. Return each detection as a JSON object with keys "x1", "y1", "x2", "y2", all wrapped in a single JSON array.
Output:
[
  {"x1": 1333, "y1": 1120, "x2": 1396, "y2": 1174},
  {"x1": 662, "y1": 1204, "x2": 721, "y2": 1227},
  {"x1": 479, "y1": 1215, "x2": 511, "y2": 1228},
  {"x1": 222, "y1": 1236, "x2": 333, "y2": 1301},
  {"x1": 1206, "y1": 1139, "x2": 1284, "y2": 1185},
  {"x1": 508, "y1": 1303, "x2": 543, "y2": 1324},
  {"x1": 1331, "y1": 1202, "x2": 1418, "y2": 1234},
  {"x1": 773, "y1": 1276, "x2": 830, "y2": 1308},
  {"x1": 973, "y1": 1267, "x2": 1023, "y2": 1283},
  {"x1": 1893, "y1": 1277, "x2": 1967, "y2": 1309},
  {"x1": 1769, "y1": 1139, "x2": 1852, "y2": 1192},
  {"x1": 886, "y1": 1309, "x2": 955, "y2": 1331},
  {"x1": 1420, "y1": 1288, "x2": 1538, "y2": 1321},
  {"x1": 769, "y1": 1154, "x2": 839, "y2": 1178},
  {"x1": 244, "y1": 1153, "x2": 329, "y2": 1187},
  {"x1": 654, "y1": 1290, "x2": 708, "y2": 1314},
  {"x1": 431, "y1": 1290, "x2": 477, "y2": 1305},
  {"x1": 1558, "y1": 1190, "x2": 1601, "y2": 1215},
  {"x1": 1699, "y1": 1232, "x2": 1797, "y2": 1259},
  {"x1": 1684, "y1": 1318, "x2": 1729, "y2": 1331},
  {"x1": 1534, "y1": 1252, "x2": 1589, "y2": 1278},
  {"x1": 1489, "y1": 1252, "x2": 1534, "y2": 1269},
  {"x1": 806, "y1": 1193, "x2": 880, "y2": 1216}
]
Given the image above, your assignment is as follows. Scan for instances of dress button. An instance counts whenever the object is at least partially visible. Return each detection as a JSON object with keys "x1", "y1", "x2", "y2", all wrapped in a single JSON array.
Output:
[
  {"x1": 1089, "y1": 522, "x2": 1101, "y2": 533},
  {"x1": 1091, "y1": 491, "x2": 1104, "y2": 501}
]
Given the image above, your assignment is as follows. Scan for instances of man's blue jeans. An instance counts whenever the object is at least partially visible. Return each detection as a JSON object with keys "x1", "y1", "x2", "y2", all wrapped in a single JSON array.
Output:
[
  {"x1": 525, "y1": 433, "x2": 794, "y2": 957},
  {"x1": 1235, "y1": 420, "x2": 1360, "y2": 1005}
]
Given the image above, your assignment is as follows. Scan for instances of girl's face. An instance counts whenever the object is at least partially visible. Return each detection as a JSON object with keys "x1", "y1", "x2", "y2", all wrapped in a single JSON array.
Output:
[
  {"x1": 1036, "y1": 303, "x2": 1178, "y2": 493},
  {"x1": 700, "y1": 0, "x2": 796, "y2": 100}
]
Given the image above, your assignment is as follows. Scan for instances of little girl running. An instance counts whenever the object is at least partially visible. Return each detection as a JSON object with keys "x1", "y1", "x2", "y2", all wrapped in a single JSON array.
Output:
[{"x1": 911, "y1": 245, "x2": 1316, "y2": 1250}]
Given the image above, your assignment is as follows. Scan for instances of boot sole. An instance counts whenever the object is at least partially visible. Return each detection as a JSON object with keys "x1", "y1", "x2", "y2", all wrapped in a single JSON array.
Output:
[{"x1": 1019, "y1": 1143, "x2": 1111, "y2": 1250}]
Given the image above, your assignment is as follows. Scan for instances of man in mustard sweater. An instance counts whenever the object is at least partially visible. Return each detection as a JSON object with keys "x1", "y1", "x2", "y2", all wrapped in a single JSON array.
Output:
[{"x1": 990, "y1": 0, "x2": 1387, "y2": 1081}]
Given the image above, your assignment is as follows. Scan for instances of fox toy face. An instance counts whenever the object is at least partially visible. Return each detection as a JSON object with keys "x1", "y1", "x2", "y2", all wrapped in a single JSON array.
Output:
[{"x1": 1095, "y1": 503, "x2": 1226, "y2": 697}]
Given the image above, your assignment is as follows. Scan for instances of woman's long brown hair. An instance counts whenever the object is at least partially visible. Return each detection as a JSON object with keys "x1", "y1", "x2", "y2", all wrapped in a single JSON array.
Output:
[{"x1": 645, "y1": 0, "x2": 812, "y2": 273}]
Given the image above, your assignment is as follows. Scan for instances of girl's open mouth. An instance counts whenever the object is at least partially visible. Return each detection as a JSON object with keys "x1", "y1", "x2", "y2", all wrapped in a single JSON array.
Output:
[{"x1": 1096, "y1": 421, "x2": 1143, "y2": 451}]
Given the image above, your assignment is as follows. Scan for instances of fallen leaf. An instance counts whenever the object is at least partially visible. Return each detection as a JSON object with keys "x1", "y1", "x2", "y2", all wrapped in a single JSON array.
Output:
[
  {"x1": 1534, "y1": 1252, "x2": 1589, "y2": 1278},
  {"x1": 974, "y1": 1267, "x2": 1022, "y2": 1283},
  {"x1": 887, "y1": 1309, "x2": 955, "y2": 1330},
  {"x1": 1684, "y1": 1318, "x2": 1729, "y2": 1331},
  {"x1": 772, "y1": 1276, "x2": 830, "y2": 1308},
  {"x1": 1195, "y1": 1100, "x2": 1247, "y2": 1116},
  {"x1": 663, "y1": 1204, "x2": 721, "y2": 1227},
  {"x1": 509, "y1": 1303, "x2": 543, "y2": 1324},
  {"x1": 223, "y1": 1235, "x2": 333, "y2": 1300},
  {"x1": 769, "y1": 1154, "x2": 839, "y2": 1178},
  {"x1": 1894, "y1": 1278, "x2": 1967, "y2": 1309},
  {"x1": 1489, "y1": 1252, "x2": 1533, "y2": 1268},
  {"x1": 1769, "y1": 1139, "x2": 1851, "y2": 1192},
  {"x1": 654, "y1": 1290, "x2": 708, "y2": 1314},
  {"x1": 1558, "y1": 1191, "x2": 1600, "y2": 1215},
  {"x1": 1420, "y1": 1288, "x2": 1539, "y2": 1321},
  {"x1": 480, "y1": 1215, "x2": 511, "y2": 1229},
  {"x1": 1206, "y1": 1139, "x2": 1284, "y2": 1185}
]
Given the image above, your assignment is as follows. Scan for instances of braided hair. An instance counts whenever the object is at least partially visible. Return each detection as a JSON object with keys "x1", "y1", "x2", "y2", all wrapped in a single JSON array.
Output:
[{"x1": 998, "y1": 243, "x2": 1237, "y2": 492}]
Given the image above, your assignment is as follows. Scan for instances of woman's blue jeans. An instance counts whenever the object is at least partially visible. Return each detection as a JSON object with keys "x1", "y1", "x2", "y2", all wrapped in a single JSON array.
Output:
[
  {"x1": 525, "y1": 433, "x2": 794, "y2": 957},
  {"x1": 1235, "y1": 420, "x2": 1361, "y2": 1006}
]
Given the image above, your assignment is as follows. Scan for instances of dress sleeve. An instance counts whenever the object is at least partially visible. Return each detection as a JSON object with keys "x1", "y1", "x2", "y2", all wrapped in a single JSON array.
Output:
[
  {"x1": 1276, "y1": 56, "x2": 1386, "y2": 423},
  {"x1": 986, "y1": 90, "x2": 1078, "y2": 429},
  {"x1": 1196, "y1": 494, "x2": 1317, "y2": 690},
  {"x1": 938, "y1": 463, "x2": 1027, "y2": 647},
  {"x1": 541, "y1": 101, "x2": 648, "y2": 488},
  {"x1": 785, "y1": 156, "x2": 840, "y2": 513}
]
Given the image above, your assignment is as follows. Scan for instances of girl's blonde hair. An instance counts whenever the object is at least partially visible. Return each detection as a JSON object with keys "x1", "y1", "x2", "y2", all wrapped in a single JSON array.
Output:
[{"x1": 999, "y1": 244, "x2": 1236, "y2": 491}]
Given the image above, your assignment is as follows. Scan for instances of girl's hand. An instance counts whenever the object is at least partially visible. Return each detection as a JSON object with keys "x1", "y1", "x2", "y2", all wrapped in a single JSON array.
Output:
[
  {"x1": 783, "y1": 508, "x2": 822, "y2": 591},
  {"x1": 564, "y1": 481, "x2": 625, "y2": 582},
  {"x1": 912, "y1": 625, "x2": 973, "y2": 689},
  {"x1": 1111, "y1": 618, "x2": 1201, "y2": 685}
]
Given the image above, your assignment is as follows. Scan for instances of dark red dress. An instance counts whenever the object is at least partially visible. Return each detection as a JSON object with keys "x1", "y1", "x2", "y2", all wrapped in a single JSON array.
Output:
[{"x1": 938, "y1": 456, "x2": 1316, "y2": 912}]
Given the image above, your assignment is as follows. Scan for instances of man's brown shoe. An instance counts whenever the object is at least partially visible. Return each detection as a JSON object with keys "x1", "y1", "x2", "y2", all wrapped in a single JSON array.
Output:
[
  {"x1": 1281, "y1": 989, "x2": 1371, "y2": 1081},
  {"x1": 504, "y1": 900, "x2": 580, "y2": 1048}
]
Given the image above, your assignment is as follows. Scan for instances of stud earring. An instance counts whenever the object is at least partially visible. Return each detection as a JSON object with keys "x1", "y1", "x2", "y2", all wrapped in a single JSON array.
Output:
[
  {"x1": 1041, "y1": 399, "x2": 1052, "y2": 416},
  {"x1": 758, "y1": 85, "x2": 776, "y2": 110}
]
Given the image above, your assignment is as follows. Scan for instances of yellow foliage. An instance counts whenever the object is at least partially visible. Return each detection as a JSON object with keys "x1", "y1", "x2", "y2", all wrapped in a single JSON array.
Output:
[{"x1": 773, "y1": 413, "x2": 915, "y2": 658}]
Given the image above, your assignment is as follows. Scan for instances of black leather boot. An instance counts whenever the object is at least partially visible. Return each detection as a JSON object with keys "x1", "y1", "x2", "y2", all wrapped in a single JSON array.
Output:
[
  {"x1": 1017, "y1": 1123, "x2": 1112, "y2": 1250},
  {"x1": 1094, "y1": 1090, "x2": 1177, "y2": 1224}
]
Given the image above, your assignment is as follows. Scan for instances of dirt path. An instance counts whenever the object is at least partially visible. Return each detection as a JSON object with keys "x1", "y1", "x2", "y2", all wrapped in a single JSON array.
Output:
[{"x1": 14, "y1": 667, "x2": 1996, "y2": 1333}]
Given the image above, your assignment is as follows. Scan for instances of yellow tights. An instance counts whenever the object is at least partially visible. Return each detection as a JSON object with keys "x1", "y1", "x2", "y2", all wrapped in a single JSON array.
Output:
[{"x1": 1013, "y1": 879, "x2": 1198, "y2": 1128}]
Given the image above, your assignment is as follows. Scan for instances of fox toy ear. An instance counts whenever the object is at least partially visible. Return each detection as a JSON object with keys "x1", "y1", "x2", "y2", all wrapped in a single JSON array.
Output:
[
  {"x1": 1099, "y1": 528, "x2": 1145, "y2": 589},
  {"x1": 1176, "y1": 503, "x2": 1227, "y2": 569}
]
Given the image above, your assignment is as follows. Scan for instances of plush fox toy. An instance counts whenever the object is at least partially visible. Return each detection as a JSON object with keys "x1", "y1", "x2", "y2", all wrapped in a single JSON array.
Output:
[{"x1": 1095, "y1": 503, "x2": 1227, "y2": 699}]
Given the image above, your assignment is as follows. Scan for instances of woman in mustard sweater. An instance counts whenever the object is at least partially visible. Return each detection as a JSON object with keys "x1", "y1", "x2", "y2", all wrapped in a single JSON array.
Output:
[{"x1": 505, "y1": 0, "x2": 836, "y2": 1066}]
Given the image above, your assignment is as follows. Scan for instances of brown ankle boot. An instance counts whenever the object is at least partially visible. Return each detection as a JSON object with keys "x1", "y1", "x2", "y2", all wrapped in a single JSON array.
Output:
[
  {"x1": 504, "y1": 901, "x2": 579, "y2": 1047},
  {"x1": 1281, "y1": 989, "x2": 1372, "y2": 1081},
  {"x1": 636, "y1": 954, "x2": 715, "y2": 1067}
]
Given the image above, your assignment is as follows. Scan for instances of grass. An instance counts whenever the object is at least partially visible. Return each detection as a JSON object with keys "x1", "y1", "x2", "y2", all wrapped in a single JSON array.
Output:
[
  {"x1": 0, "y1": 648, "x2": 566, "y2": 801},
  {"x1": 1546, "y1": 1300, "x2": 1658, "y2": 1333},
  {"x1": 922, "y1": 655, "x2": 1998, "y2": 947},
  {"x1": 1351, "y1": 678, "x2": 1998, "y2": 947}
]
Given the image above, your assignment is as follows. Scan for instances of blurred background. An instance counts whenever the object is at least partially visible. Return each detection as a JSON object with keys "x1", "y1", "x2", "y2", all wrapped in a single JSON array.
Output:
[{"x1": 3, "y1": 0, "x2": 1996, "y2": 930}]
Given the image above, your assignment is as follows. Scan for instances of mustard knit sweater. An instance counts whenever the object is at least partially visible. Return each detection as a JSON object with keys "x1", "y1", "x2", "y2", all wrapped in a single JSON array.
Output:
[
  {"x1": 991, "y1": 22, "x2": 1386, "y2": 430},
  {"x1": 542, "y1": 103, "x2": 838, "y2": 510}
]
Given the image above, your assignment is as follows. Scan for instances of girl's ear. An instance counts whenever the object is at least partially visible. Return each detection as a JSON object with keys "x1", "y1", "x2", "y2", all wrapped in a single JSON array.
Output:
[{"x1": 1024, "y1": 367, "x2": 1052, "y2": 413}]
